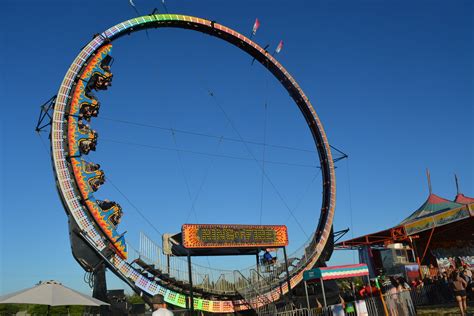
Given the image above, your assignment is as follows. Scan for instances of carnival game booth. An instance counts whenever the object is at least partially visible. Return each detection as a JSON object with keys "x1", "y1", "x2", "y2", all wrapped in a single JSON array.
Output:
[
  {"x1": 303, "y1": 264, "x2": 370, "y2": 314},
  {"x1": 336, "y1": 176, "x2": 474, "y2": 279}
]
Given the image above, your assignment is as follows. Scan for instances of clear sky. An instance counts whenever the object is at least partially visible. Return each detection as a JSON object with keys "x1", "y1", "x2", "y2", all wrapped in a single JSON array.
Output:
[{"x1": 1, "y1": 0, "x2": 472, "y2": 296}]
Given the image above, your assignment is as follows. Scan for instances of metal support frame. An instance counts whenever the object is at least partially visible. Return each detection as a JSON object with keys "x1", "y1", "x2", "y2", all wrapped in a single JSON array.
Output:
[
  {"x1": 304, "y1": 280, "x2": 310, "y2": 309},
  {"x1": 420, "y1": 226, "x2": 436, "y2": 263},
  {"x1": 333, "y1": 228, "x2": 350, "y2": 243},
  {"x1": 92, "y1": 262, "x2": 110, "y2": 316},
  {"x1": 330, "y1": 145, "x2": 348, "y2": 163},
  {"x1": 283, "y1": 247, "x2": 292, "y2": 301},
  {"x1": 366, "y1": 275, "x2": 373, "y2": 298},
  {"x1": 320, "y1": 278, "x2": 327, "y2": 308},
  {"x1": 256, "y1": 254, "x2": 260, "y2": 282},
  {"x1": 408, "y1": 236, "x2": 424, "y2": 279},
  {"x1": 35, "y1": 95, "x2": 56, "y2": 132}
]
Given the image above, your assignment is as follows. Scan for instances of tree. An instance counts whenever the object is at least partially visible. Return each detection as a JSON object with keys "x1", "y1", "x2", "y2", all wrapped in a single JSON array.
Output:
[
  {"x1": 127, "y1": 293, "x2": 145, "y2": 305},
  {"x1": 0, "y1": 304, "x2": 22, "y2": 315}
]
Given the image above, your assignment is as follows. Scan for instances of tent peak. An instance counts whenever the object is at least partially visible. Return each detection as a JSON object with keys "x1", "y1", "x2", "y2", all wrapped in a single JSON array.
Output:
[
  {"x1": 38, "y1": 280, "x2": 62, "y2": 285},
  {"x1": 455, "y1": 193, "x2": 474, "y2": 205},
  {"x1": 400, "y1": 192, "x2": 463, "y2": 224},
  {"x1": 426, "y1": 169, "x2": 432, "y2": 194}
]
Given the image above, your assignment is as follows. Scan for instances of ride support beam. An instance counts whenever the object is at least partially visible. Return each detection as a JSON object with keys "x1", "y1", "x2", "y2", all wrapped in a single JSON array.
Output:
[
  {"x1": 35, "y1": 95, "x2": 56, "y2": 132},
  {"x1": 92, "y1": 262, "x2": 109, "y2": 316},
  {"x1": 256, "y1": 254, "x2": 260, "y2": 282},
  {"x1": 420, "y1": 226, "x2": 436, "y2": 263},
  {"x1": 283, "y1": 247, "x2": 292, "y2": 302},
  {"x1": 187, "y1": 253, "x2": 194, "y2": 315}
]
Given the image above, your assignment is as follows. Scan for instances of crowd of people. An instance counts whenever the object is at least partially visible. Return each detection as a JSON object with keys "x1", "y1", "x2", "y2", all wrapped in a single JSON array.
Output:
[
  {"x1": 373, "y1": 263, "x2": 473, "y2": 315},
  {"x1": 329, "y1": 263, "x2": 473, "y2": 316},
  {"x1": 418, "y1": 263, "x2": 473, "y2": 315}
]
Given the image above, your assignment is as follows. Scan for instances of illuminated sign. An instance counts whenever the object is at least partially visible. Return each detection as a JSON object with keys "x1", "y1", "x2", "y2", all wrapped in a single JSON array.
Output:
[{"x1": 182, "y1": 224, "x2": 288, "y2": 249}]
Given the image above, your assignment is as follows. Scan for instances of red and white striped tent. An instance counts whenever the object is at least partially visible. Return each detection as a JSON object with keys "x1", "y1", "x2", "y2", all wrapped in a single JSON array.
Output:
[
  {"x1": 303, "y1": 264, "x2": 370, "y2": 308},
  {"x1": 304, "y1": 264, "x2": 369, "y2": 281}
]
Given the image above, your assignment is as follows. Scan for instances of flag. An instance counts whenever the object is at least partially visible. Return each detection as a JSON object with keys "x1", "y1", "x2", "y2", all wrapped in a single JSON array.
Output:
[
  {"x1": 275, "y1": 40, "x2": 284, "y2": 54},
  {"x1": 252, "y1": 18, "x2": 260, "y2": 36},
  {"x1": 129, "y1": 0, "x2": 136, "y2": 7}
]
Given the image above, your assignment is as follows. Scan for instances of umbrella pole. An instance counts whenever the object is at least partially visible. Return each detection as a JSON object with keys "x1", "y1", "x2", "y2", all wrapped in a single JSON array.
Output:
[
  {"x1": 320, "y1": 278, "x2": 327, "y2": 308},
  {"x1": 47, "y1": 305, "x2": 51, "y2": 316},
  {"x1": 304, "y1": 280, "x2": 310, "y2": 309}
]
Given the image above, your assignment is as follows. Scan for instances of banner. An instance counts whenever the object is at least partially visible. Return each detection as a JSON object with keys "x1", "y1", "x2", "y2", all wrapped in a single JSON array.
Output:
[{"x1": 182, "y1": 224, "x2": 288, "y2": 249}]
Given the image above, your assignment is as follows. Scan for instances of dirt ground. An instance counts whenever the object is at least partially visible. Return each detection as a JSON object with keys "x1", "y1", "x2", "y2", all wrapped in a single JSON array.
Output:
[{"x1": 416, "y1": 301, "x2": 474, "y2": 315}]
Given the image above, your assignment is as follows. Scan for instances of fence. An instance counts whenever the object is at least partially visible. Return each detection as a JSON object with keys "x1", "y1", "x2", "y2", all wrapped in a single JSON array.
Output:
[
  {"x1": 127, "y1": 233, "x2": 458, "y2": 314},
  {"x1": 264, "y1": 290, "x2": 416, "y2": 316}
]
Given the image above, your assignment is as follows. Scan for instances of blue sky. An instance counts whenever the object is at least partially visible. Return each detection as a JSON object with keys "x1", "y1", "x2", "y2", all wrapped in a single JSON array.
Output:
[{"x1": 1, "y1": 0, "x2": 472, "y2": 295}]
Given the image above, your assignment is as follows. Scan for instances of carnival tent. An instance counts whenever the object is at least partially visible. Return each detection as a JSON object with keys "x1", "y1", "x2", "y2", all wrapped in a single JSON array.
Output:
[
  {"x1": 455, "y1": 193, "x2": 474, "y2": 205},
  {"x1": 336, "y1": 175, "x2": 474, "y2": 275},
  {"x1": 401, "y1": 193, "x2": 463, "y2": 224}
]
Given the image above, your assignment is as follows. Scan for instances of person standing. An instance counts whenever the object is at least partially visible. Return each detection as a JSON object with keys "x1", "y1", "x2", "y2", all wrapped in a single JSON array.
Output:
[
  {"x1": 451, "y1": 271, "x2": 468, "y2": 316},
  {"x1": 152, "y1": 302, "x2": 173, "y2": 316}
]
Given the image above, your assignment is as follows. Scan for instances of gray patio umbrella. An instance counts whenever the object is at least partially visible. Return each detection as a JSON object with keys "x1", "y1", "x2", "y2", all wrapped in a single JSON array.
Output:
[{"x1": 0, "y1": 280, "x2": 109, "y2": 314}]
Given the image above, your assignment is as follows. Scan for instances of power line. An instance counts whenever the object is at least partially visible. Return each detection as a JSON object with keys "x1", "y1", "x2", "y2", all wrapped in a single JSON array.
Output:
[
  {"x1": 106, "y1": 175, "x2": 164, "y2": 237},
  {"x1": 205, "y1": 90, "x2": 310, "y2": 238},
  {"x1": 37, "y1": 133, "x2": 51, "y2": 156},
  {"x1": 259, "y1": 63, "x2": 270, "y2": 225},
  {"x1": 345, "y1": 158, "x2": 356, "y2": 264},
  {"x1": 259, "y1": 102, "x2": 268, "y2": 224},
  {"x1": 171, "y1": 129, "x2": 195, "y2": 210},
  {"x1": 97, "y1": 116, "x2": 318, "y2": 154},
  {"x1": 183, "y1": 134, "x2": 226, "y2": 223},
  {"x1": 283, "y1": 169, "x2": 321, "y2": 223},
  {"x1": 97, "y1": 116, "x2": 348, "y2": 162},
  {"x1": 101, "y1": 138, "x2": 321, "y2": 169}
]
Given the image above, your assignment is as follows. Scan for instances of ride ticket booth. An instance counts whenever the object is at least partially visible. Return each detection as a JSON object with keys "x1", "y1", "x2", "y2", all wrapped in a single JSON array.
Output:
[
  {"x1": 303, "y1": 264, "x2": 370, "y2": 314},
  {"x1": 164, "y1": 224, "x2": 290, "y2": 313}
]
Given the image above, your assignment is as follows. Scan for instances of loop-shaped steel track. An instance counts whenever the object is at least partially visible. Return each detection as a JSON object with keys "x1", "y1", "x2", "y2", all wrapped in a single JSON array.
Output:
[{"x1": 51, "y1": 14, "x2": 336, "y2": 313}]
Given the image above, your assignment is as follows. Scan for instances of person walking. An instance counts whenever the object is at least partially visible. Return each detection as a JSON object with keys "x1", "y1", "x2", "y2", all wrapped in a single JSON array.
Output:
[
  {"x1": 386, "y1": 277, "x2": 400, "y2": 316},
  {"x1": 451, "y1": 271, "x2": 468, "y2": 316}
]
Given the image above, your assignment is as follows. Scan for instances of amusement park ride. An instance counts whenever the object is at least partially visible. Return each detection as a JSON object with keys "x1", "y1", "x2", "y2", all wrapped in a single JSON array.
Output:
[{"x1": 36, "y1": 14, "x2": 346, "y2": 314}]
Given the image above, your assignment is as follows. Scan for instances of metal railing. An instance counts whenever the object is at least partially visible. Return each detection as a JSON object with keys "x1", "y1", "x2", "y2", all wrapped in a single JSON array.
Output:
[
  {"x1": 128, "y1": 231, "x2": 321, "y2": 297},
  {"x1": 131, "y1": 233, "x2": 237, "y2": 295},
  {"x1": 266, "y1": 290, "x2": 416, "y2": 316},
  {"x1": 234, "y1": 270, "x2": 277, "y2": 315}
]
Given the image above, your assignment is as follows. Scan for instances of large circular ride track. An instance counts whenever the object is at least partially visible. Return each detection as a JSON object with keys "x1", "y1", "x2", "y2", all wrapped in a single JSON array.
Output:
[{"x1": 51, "y1": 14, "x2": 336, "y2": 313}]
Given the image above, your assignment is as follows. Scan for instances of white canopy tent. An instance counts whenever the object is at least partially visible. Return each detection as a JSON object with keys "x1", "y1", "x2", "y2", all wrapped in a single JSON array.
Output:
[{"x1": 0, "y1": 280, "x2": 109, "y2": 315}]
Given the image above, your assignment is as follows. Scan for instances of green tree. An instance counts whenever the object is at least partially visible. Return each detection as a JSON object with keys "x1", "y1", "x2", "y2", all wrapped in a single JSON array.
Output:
[
  {"x1": 127, "y1": 293, "x2": 145, "y2": 304},
  {"x1": 0, "y1": 304, "x2": 23, "y2": 315}
]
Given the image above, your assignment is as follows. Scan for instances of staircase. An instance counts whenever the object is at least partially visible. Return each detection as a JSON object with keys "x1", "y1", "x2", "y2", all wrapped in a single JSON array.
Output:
[{"x1": 234, "y1": 270, "x2": 277, "y2": 315}]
